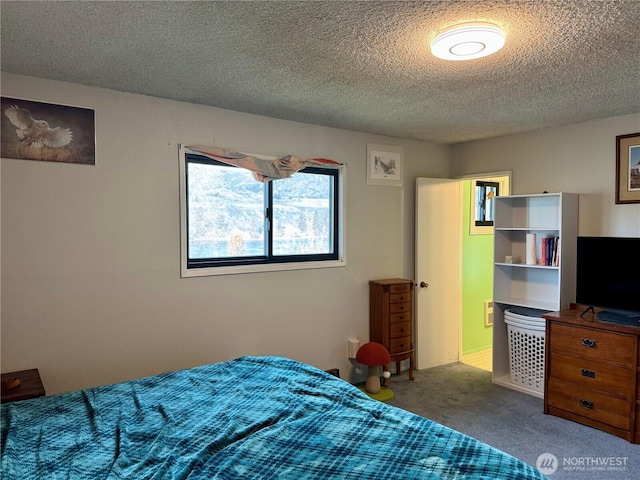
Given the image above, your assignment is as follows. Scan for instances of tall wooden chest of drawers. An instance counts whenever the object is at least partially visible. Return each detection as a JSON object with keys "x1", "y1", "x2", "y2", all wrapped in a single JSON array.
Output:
[
  {"x1": 369, "y1": 278, "x2": 415, "y2": 383},
  {"x1": 543, "y1": 305, "x2": 640, "y2": 443}
]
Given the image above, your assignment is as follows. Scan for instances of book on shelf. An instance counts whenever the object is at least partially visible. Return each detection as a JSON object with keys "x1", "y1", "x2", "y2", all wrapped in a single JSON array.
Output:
[{"x1": 540, "y1": 236, "x2": 559, "y2": 266}]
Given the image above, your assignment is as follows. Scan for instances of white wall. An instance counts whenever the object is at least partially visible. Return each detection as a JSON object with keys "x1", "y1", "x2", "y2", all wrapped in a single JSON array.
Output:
[
  {"x1": 4, "y1": 74, "x2": 636, "y2": 395},
  {"x1": 0, "y1": 74, "x2": 450, "y2": 394},
  {"x1": 451, "y1": 114, "x2": 640, "y2": 237}
]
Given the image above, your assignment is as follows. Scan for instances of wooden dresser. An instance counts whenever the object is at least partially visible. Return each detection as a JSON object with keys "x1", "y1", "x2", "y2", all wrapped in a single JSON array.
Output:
[
  {"x1": 369, "y1": 278, "x2": 415, "y2": 383},
  {"x1": 543, "y1": 305, "x2": 640, "y2": 443}
]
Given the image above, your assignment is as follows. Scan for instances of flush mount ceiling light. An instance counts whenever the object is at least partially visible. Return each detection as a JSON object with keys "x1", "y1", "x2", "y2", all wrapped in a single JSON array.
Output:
[{"x1": 431, "y1": 22, "x2": 505, "y2": 61}]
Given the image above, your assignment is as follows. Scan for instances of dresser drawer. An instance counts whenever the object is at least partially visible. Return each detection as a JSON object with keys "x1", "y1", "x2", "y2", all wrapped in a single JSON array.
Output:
[
  {"x1": 547, "y1": 378, "x2": 631, "y2": 430},
  {"x1": 390, "y1": 302, "x2": 411, "y2": 314},
  {"x1": 390, "y1": 321, "x2": 411, "y2": 339},
  {"x1": 549, "y1": 323, "x2": 635, "y2": 367},
  {"x1": 390, "y1": 336, "x2": 411, "y2": 353},
  {"x1": 390, "y1": 311, "x2": 411, "y2": 323},
  {"x1": 390, "y1": 292, "x2": 412, "y2": 303},
  {"x1": 549, "y1": 352, "x2": 633, "y2": 399},
  {"x1": 389, "y1": 283, "x2": 411, "y2": 294}
]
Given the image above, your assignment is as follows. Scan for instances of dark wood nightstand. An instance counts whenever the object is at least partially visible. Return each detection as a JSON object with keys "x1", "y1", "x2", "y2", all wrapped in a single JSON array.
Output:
[{"x1": 1, "y1": 369, "x2": 45, "y2": 403}]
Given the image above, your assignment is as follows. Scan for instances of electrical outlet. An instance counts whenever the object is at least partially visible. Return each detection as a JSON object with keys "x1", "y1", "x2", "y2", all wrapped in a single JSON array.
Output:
[
  {"x1": 347, "y1": 337, "x2": 360, "y2": 358},
  {"x1": 484, "y1": 300, "x2": 494, "y2": 327}
]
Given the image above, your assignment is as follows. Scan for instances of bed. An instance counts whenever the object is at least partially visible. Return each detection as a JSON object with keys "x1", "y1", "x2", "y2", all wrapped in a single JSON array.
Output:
[{"x1": 1, "y1": 356, "x2": 547, "y2": 479}]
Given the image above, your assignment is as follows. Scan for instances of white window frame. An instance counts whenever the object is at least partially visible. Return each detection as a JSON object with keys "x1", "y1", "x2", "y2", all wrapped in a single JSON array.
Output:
[{"x1": 178, "y1": 145, "x2": 346, "y2": 277}]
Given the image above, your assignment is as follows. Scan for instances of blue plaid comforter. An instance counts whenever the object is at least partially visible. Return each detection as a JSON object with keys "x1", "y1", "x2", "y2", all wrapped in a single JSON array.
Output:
[{"x1": 1, "y1": 356, "x2": 547, "y2": 479}]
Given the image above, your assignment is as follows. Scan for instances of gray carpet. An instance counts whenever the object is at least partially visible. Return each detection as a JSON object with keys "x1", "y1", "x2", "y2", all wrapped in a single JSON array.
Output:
[{"x1": 386, "y1": 363, "x2": 639, "y2": 480}]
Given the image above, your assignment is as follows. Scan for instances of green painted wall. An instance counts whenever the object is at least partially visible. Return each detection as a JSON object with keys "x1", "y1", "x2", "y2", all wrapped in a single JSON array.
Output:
[{"x1": 462, "y1": 180, "x2": 493, "y2": 355}]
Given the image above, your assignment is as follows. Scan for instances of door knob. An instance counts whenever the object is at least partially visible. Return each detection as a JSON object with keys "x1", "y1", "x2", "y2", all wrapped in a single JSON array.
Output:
[{"x1": 419, "y1": 281, "x2": 429, "y2": 289}]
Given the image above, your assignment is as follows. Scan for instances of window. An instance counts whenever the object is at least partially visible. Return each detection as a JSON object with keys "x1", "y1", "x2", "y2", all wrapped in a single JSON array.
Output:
[
  {"x1": 474, "y1": 180, "x2": 499, "y2": 227},
  {"x1": 467, "y1": 173, "x2": 510, "y2": 235},
  {"x1": 180, "y1": 149, "x2": 345, "y2": 276}
]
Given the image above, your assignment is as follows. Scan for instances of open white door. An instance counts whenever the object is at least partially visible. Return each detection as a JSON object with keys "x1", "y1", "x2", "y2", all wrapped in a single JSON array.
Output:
[{"x1": 415, "y1": 178, "x2": 462, "y2": 369}]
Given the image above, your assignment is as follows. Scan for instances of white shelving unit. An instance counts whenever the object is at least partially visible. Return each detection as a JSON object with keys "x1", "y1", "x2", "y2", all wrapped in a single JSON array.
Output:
[{"x1": 492, "y1": 192, "x2": 579, "y2": 397}]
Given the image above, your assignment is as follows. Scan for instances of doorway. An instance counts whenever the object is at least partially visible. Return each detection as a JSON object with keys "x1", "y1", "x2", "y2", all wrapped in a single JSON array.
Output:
[{"x1": 415, "y1": 173, "x2": 510, "y2": 372}]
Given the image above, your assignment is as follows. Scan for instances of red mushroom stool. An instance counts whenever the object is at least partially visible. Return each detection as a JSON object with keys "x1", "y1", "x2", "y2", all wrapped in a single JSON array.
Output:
[{"x1": 356, "y1": 342, "x2": 392, "y2": 395}]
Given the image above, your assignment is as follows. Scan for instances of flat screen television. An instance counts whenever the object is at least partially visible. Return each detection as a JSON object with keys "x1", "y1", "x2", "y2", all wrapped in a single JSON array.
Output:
[{"x1": 576, "y1": 236, "x2": 640, "y2": 318}]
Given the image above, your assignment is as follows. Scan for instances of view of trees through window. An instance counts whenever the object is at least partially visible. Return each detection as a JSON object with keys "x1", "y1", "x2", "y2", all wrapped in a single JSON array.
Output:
[
  {"x1": 272, "y1": 173, "x2": 334, "y2": 256},
  {"x1": 187, "y1": 161, "x2": 334, "y2": 260}
]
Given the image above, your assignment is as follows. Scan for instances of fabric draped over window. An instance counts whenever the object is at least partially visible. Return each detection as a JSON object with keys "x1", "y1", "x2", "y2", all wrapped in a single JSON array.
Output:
[{"x1": 186, "y1": 145, "x2": 343, "y2": 183}]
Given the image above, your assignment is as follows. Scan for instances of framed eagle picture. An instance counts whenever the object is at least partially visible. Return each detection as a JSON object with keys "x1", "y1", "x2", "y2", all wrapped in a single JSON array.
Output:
[
  {"x1": 1, "y1": 96, "x2": 95, "y2": 165},
  {"x1": 366, "y1": 143, "x2": 403, "y2": 187}
]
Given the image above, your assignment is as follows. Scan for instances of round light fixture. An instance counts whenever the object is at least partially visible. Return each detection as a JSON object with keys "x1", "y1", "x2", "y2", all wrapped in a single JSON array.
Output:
[{"x1": 431, "y1": 22, "x2": 505, "y2": 61}]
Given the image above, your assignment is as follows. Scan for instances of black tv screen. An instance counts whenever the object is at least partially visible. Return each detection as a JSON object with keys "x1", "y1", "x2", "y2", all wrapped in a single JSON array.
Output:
[{"x1": 576, "y1": 236, "x2": 640, "y2": 314}]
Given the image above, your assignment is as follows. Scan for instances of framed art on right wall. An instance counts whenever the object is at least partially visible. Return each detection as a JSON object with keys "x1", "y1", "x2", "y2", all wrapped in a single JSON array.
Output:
[{"x1": 615, "y1": 132, "x2": 640, "y2": 204}]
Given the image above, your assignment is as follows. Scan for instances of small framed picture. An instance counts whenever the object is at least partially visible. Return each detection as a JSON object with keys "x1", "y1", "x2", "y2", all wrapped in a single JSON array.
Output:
[
  {"x1": 1, "y1": 96, "x2": 95, "y2": 165},
  {"x1": 615, "y1": 132, "x2": 640, "y2": 204},
  {"x1": 366, "y1": 143, "x2": 403, "y2": 187}
]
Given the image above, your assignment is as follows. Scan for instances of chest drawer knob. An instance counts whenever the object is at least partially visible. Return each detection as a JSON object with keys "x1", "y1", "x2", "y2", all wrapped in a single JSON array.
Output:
[
  {"x1": 581, "y1": 338, "x2": 597, "y2": 348},
  {"x1": 579, "y1": 399, "x2": 594, "y2": 409},
  {"x1": 580, "y1": 368, "x2": 596, "y2": 378}
]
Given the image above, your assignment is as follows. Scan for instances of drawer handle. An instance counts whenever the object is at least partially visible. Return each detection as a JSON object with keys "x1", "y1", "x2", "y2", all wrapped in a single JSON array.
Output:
[
  {"x1": 581, "y1": 338, "x2": 597, "y2": 348},
  {"x1": 580, "y1": 368, "x2": 595, "y2": 379},
  {"x1": 579, "y1": 399, "x2": 594, "y2": 409}
]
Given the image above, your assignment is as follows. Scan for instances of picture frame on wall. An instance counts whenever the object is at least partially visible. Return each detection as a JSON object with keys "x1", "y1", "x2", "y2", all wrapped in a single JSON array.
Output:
[
  {"x1": 1, "y1": 96, "x2": 95, "y2": 165},
  {"x1": 615, "y1": 132, "x2": 640, "y2": 204},
  {"x1": 366, "y1": 143, "x2": 403, "y2": 186}
]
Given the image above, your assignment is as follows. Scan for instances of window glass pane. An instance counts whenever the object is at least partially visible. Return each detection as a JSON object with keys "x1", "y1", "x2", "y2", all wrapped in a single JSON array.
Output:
[
  {"x1": 187, "y1": 162, "x2": 265, "y2": 259},
  {"x1": 485, "y1": 185, "x2": 497, "y2": 222},
  {"x1": 272, "y1": 171, "x2": 334, "y2": 255}
]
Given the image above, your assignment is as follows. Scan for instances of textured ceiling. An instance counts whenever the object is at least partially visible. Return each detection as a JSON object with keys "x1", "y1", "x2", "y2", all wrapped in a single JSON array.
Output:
[{"x1": 1, "y1": 1, "x2": 639, "y2": 144}]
